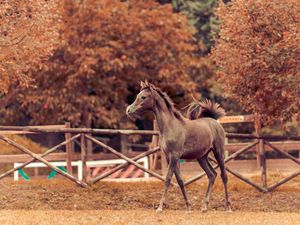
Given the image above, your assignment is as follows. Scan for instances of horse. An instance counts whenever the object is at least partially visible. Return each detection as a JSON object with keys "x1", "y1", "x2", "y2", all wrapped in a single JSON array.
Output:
[{"x1": 126, "y1": 81, "x2": 231, "y2": 212}]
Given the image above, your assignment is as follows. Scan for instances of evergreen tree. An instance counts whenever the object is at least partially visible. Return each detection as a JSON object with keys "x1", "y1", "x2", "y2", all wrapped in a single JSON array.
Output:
[{"x1": 158, "y1": 0, "x2": 219, "y2": 53}]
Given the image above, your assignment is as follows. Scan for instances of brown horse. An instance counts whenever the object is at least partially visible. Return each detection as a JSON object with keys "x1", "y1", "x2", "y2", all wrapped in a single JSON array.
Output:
[{"x1": 126, "y1": 81, "x2": 231, "y2": 212}]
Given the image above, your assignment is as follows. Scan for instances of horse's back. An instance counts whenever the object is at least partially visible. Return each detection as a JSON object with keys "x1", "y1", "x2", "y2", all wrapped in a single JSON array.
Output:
[{"x1": 187, "y1": 117, "x2": 225, "y2": 138}]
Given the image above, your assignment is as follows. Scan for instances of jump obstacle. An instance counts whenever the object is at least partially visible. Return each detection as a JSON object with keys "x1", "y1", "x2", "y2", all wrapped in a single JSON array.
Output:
[{"x1": 14, "y1": 157, "x2": 149, "y2": 181}]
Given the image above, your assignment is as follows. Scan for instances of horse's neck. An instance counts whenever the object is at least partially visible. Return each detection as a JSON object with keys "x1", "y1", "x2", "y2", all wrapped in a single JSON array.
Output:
[
  {"x1": 152, "y1": 92, "x2": 182, "y2": 135},
  {"x1": 154, "y1": 107, "x2": 181, "y2": 135}
]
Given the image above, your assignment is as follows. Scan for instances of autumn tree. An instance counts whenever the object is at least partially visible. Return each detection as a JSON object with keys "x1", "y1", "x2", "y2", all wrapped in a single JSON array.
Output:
[
  {"x1": 212, "y1": 0, "x2": 300, "y2": 125},
  {"x1": 0, "y1": 0, "x2": 205, "y2": 128},
  {"x1": 0, "y1": 0, "x2": 61, "y2": 94}
]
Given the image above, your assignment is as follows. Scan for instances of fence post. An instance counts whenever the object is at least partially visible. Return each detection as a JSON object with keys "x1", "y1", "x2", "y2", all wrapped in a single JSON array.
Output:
[
  {"x1": 65, "y1": 122, "x2": 73, "y2": 175},
  {"x1": 259, "y1": 139, "x2": 267, "y2": 189},
  {"x1": 120, "y1": 134, "x2": 129, "y2": 153},
  {"x1": 255, "y1": 116, "x2": 261, "y2": 168},
  {"x1": 255, "y1": 116, "x2": 267, "y2": 189},
  {"x1": 81, "y1": 134, "x2": 87, "y2": 182},
  {"x1": 87, "y1": 133, "x2": 93, "y2": 155}
]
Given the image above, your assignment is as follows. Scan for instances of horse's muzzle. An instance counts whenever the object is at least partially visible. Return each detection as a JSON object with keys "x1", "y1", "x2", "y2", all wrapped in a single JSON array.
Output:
[
  {"x1": 126, "y1": 105, "x2": 135, "y2": 119},
  {"x1": 126, "y1": 105, "x2": 133, "y2": 115},
  {"x1": 126, "y1": 105, "x2": 144, "y2": 120}
]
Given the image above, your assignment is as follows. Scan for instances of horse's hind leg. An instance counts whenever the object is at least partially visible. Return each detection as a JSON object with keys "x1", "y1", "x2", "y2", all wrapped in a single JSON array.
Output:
[
  {"x1": 174, "y1": 164, "x2": 191, "y2": 211},
  {"x1": 212, "y1": 145, "x2": 232, "y2": 212},
  {"x1": 197, "y1": 155, "x2": 217, "y2": 212}
]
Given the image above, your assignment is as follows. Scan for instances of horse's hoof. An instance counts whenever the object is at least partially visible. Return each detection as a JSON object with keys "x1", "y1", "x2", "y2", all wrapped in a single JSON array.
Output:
[
  {"x1": 156, "y1": 208, "x2": 163, "y2": 213},
  {"x1": 201, "y1": 203, "x2": 208, "y2": 213},
  {"x1": 201, "y1": 207, "x2": 208, "y2": 213},
  {"x1": 226, "y1": 207, "x2": 233, "y2": 213},
  {"x1": 186, "y1": 208, "x2": 192, "y2": 214}
]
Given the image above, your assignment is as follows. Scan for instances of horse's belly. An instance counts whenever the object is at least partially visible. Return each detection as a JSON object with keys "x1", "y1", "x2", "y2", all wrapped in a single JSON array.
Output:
[
  {"x1": 181, "y1": 131, "x2": 213, "y2": 159},
  {"x1": 181, "y1": 149, "x2": 209, "y2": 159}
]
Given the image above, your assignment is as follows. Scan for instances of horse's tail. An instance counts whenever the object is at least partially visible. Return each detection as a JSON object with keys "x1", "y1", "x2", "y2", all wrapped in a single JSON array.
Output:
[{"x1": 186, "y1": 99, "x2": 226, "y2": 120}]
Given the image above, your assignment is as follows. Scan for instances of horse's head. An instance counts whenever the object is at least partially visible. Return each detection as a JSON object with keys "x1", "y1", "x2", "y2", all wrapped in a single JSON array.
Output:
[{"x1": 126, "y1": 81, "x2": 156, "y2": 119}]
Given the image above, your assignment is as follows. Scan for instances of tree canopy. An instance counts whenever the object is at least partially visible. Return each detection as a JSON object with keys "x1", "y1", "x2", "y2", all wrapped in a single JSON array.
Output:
[
  {"x1": 0, "y1": 0, "x2": 61, "y2": 93},
  {"x1": 2, "y1": 0, "x2": 298, "y2": 131},
  {"x1": 0, "y1": 0, "x2": 205, "y2": 128},
  {"x1": 212, "y1": 0, "x2": 300, "y2": 125}
]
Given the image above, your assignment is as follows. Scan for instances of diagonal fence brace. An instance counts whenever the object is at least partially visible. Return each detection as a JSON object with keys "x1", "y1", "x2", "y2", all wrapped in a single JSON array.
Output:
[
  {"x1": 267, "y1": 169, "x2": 300, "y2": 192},
  {"x1": 208, "y1": 156, "x2": 267, "y2": 192},
  {"x1": 264, "y1": 140, "x2": 300, "y2": 191},
  {"x1": 264, "y1": 141, "x2": 300, "y2": 166},
  {"x1": 90, "y1": 146, "x2": 160, "y2": 184},
  {"x1": 185, "y1": 141, "x2": 259, "y2": 186},
  {"x1": 0, "y1": 135, "x2": 87, "y2": 187},
  {"x1": 0, "y1": 134, "x2": 81, "y2": 181},
  {"x1": 85, "y1": 135, "x2": 176, "y2": 185}
]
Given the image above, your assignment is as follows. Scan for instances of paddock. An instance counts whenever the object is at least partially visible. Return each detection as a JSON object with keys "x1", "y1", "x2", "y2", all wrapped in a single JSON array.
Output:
[
  {"x1": 0, "y1": 124, "x2": 299, "y2": 224},
  {"x1": 0, "y1": 175, "x2": 299, "y2": 225}
]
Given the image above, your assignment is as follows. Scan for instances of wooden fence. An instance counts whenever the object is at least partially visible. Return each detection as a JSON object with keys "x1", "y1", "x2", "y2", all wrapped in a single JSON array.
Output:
[
  {"x1": 185, "y1": 133, "x2": 300, "y2": 192},
  {"x1": 0, "y1": 125, "x2": 299, "y2": 192}
]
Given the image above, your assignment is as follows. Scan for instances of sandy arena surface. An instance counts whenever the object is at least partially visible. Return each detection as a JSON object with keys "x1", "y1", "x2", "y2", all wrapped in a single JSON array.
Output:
[
  {"x1": 0, "y1": 174, "x2": 299, "y2": 224},
  {"x1": 0, "y1": 210, "x2": 299, "y2": 225}
]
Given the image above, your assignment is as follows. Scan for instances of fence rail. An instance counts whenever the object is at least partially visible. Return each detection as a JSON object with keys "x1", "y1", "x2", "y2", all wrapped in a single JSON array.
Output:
[
  {"x1": 0, "y1": 126, "x2": 299, "y2": 192},
  {"x1": 0, "y1": 126, "x2": 300, "y2": 140}
]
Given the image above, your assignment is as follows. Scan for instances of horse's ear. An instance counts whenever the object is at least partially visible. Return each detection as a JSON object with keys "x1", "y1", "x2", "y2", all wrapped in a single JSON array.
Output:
[
  {"x1": 149, "y1": 83, "x2": 155, "y2": 91},
  {"x1": 140, "y1": 80, "x2": 155, "y2": 90},
  {"x1": 140, "y1": 81, "x2": 148, "y2": 89}
]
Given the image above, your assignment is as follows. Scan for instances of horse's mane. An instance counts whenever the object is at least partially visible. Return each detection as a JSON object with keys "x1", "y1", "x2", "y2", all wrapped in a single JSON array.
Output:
[{"x1": 140, "y1": 82, "x2": 184, "y2": 121}]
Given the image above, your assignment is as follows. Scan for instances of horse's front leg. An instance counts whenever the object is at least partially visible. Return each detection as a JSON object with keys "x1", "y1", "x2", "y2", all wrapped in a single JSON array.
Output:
[{"x1": 156, "y1": 154, "x2": 178, "y2": 212}]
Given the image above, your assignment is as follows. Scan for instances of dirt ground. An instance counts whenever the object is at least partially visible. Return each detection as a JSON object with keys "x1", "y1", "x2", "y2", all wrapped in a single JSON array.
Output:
[
  {"x1": 0, "y1": 210, "x2": 299, "y2": 225},
  {"x1": 0, "y1": 174, "x2": 299, "y2": 224}
]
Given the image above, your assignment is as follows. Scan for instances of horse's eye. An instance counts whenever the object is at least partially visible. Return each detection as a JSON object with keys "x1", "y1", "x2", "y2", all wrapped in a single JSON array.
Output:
[{"x1": 141, "y1": 96, "x2": 146, "y2": 100}]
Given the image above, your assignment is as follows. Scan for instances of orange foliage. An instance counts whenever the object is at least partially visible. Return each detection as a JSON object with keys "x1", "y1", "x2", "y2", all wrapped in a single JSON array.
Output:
[
  {"x1": 0, "y1": 0, "x2": 62, "y2": 93},
  {"x1": 0, "y1": 0, "x2": 203, "y2": 128},
  {"x1": 212, "y1": 0, "x2": 300, "y2": 125}
]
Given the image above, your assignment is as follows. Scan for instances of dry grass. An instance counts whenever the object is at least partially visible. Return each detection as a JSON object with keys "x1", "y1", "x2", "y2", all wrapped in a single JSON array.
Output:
[
  {"x1": 0, "y1": 135, "x2": 48, "y2": 173},
  {"x1": 0, "y1": 174, "x2": 299, "y2": 224},
  {"x1": 0, "y1": 134, "x2": 46, "y2": 155}
]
